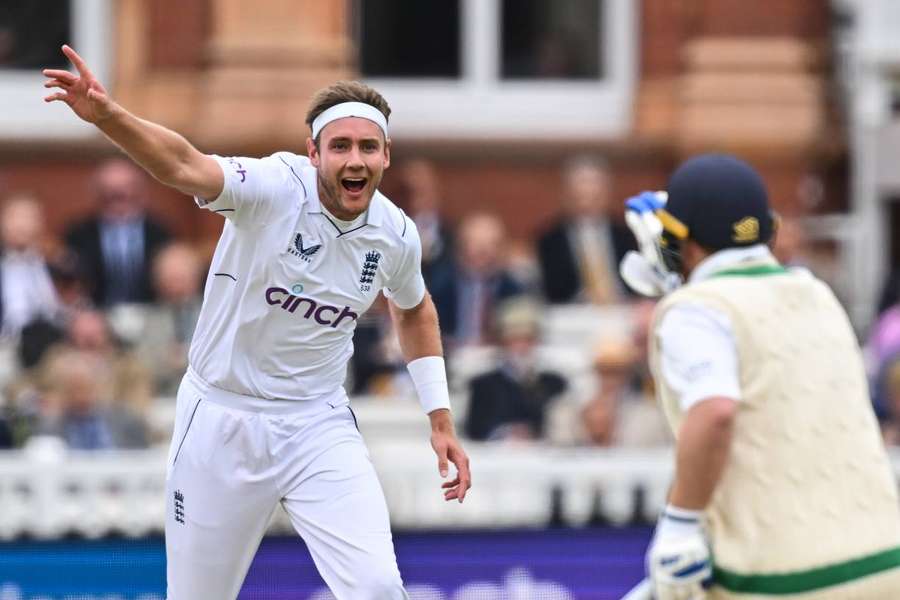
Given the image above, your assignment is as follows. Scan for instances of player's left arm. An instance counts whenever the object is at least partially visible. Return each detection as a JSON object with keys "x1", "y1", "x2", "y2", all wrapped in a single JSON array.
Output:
[
  {"x1": 646, "y1": 303, "x2": 741, "y2": 600},
  {"x1": 389, "y1": 294, "x2": 472, "y2": 503},
  {"x1": 669, "y1": 395, "x2": 737, "y2": 510}
]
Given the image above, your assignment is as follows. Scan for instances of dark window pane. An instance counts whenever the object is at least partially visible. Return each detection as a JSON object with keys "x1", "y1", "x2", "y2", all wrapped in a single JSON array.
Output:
[
  {"x1": 502, "y1": 0, "x2": 602, "y2": 79},
  {"x1": 358, "y1": 0, "x2": 460, "y2": 78},
  {"x1": 0, "y1": 1, "x2": 70, "y2": 69}
]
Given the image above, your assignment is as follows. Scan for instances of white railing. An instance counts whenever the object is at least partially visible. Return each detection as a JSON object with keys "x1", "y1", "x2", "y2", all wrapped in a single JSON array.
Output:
[
  {"x1": 6, "y1": 436, "x2": 900, "y2": 540},
  {"x1": 0, "y1": 439, "x2": 672, "y2": 540}
]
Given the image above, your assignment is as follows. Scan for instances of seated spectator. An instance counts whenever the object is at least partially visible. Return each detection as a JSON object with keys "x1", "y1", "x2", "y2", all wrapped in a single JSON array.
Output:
[
  {"x1": 47, "y1": 250, "x2": 92, "y2": 313},
  {"x1": 464, "y1": 299, "x2": 567, "y2": 441},
  {"x1": 536, "y1": 156, "x2": 634, "y2": 304},
  {"x1": 36, "y1": 347, "x2": 148, "y2": 449},
  {"x1": 430, "y1": 212, "x2": 524, "y2": 348},
  {"x1": 0, "y1": 194, "x2": 61, "y2": 338},
  {"x1": 5, "y1": 307, "x2": 153, "y2": 448},
  {"x1": 581, "y1": 338, "x2": 670, "y2": 447},
  {"x1": 65, "y1": 158, "x2": 172, "y2": 307},
  {"x1": 18, "y1": 251, "x2": 91, "y2": 371},
  {"x1": 67, "y1": 308, "x2": 153, "y2": 415},
  {"x1": 132, "y1": 243, "x2": 204, "y2": 396},
  {"x1": 0, "y1": 194, "x2": 62, "y2": 391}
]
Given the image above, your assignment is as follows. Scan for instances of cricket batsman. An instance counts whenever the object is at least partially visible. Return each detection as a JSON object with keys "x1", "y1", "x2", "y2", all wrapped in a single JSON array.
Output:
[{"x1": 619, "y1": 154, "x2": 900, "y2": 599}]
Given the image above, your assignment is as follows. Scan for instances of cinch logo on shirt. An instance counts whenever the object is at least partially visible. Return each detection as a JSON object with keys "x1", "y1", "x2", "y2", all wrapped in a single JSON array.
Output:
[{"x1": 265, "y1": 287, "x2": 358, "y2": 328}]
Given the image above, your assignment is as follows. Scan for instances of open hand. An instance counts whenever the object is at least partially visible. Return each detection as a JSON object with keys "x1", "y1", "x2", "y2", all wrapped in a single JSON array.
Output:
[
  {"x1": 42, "y1": 45, "x2": 116, "y2": 123},
  {"x1": 429, "y1": 410, "x2": 472, "y2": 503}
]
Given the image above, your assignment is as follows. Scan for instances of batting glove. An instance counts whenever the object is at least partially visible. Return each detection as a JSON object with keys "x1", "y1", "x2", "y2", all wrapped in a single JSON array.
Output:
[
  {"x1": 646, "y1": 505, "x2": 712, "y2": 600},
  {"x1": 625, "y1": 190, "x2": 667, "y2": 214}
]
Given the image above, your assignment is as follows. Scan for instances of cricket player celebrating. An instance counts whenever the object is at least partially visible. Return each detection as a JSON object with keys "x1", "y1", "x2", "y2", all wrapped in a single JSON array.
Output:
[
  {"x1": 619, "y1": 154, "x2": 900, "y2": 599},
  {"x1": 43, "y1": 46, "x2": 471, "y2": 600}
]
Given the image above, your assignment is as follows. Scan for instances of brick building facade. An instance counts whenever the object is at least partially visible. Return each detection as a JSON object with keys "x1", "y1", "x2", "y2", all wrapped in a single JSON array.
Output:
[{"x1": 0, "y1": 0, "x2": 843, "y2": 251}]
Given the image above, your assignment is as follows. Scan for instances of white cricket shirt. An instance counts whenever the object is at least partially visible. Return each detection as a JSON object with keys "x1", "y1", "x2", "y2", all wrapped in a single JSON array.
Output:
[
  {"x1": 656, "y1": 245, "x2": 781, "y2": 411},
  {"x1": 189, "y1": 152, "x2": 425, "y2": 401}
]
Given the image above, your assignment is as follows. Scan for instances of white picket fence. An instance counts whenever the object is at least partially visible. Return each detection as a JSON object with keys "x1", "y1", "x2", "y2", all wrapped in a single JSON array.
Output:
[
  {"x1": 5, "y1": 424, "x2": 900, "y2": 540},
  {"x1": 0, "y1": 438, "x2": 673, "y2": 540}
]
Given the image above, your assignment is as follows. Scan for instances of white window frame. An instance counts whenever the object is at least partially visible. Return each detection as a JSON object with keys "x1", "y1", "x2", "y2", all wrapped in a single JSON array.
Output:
[
  {"x1": 0, "y1": 0, "x2": 112, "y2": 141},
  {"x1": 363, "y1": 0, "x2": 638, "y2": 141}
]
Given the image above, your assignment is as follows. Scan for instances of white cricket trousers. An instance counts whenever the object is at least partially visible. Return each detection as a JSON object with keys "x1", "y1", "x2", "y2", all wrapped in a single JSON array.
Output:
[{"x1": 165, "y1": 368, "x2": 408, "y2": 600}]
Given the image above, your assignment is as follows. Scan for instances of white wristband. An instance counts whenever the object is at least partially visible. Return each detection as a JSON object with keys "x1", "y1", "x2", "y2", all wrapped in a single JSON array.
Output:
[{"x1": 407, "y1": 356, "x2": 452, "y2": 414}]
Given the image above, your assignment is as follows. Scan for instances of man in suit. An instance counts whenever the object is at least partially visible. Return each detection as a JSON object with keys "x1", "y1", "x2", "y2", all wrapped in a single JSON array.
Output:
[
  {"x1": 66, "y1": 158, "x2": 171, "y2": 307},
  {"x1": 537, "y1": 156, "x2": 634, "y2": 304},
  {"x1": 430, "y1": 212, "x2": 523, "y2": 348},
  {"x1": 464, "y1": 298, "x2": 567, "y2": 441},
  {"x1": 398, "y1": 159, "x2": 456, "y2": 290}
]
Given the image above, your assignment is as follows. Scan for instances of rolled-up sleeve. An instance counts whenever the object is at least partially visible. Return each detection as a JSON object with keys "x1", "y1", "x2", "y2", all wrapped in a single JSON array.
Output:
[{"x1": 657, "y1": 302, "x2": 742, "y2": 411}]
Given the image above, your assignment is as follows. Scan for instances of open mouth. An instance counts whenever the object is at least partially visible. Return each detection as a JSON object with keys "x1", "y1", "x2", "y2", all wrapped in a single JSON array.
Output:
[{"x1": 341, "y1": 178, "x2": 367, "y2": 193}]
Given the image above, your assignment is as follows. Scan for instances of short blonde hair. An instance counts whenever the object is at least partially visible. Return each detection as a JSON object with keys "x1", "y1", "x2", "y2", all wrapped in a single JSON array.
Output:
[{"x1": 305, "y1": 81, "x2": 391, "y2": 142}]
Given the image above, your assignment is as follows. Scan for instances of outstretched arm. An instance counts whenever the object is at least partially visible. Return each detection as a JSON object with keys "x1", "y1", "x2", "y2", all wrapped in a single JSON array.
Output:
[
  {"x1": 43, "y1": 45, "x2": 222, "y2": 200},
  {"x1": 389, "y1": 294, "x2": 472, "y2": 503}
]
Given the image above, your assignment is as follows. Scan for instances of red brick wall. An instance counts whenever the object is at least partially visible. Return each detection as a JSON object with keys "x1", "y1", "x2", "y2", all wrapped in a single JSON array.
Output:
[
  {"x1": 147, "y1": 0, "x2": 212, "y2": 70},
  {"x1": 690, "y1": 0, "x2": 829, "y2": 39}
]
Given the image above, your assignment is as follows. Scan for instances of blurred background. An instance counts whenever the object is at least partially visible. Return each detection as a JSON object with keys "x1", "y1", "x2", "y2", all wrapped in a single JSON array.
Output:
[{"x1": 1, "y1": 0, "x2": 900, "y2": 598}]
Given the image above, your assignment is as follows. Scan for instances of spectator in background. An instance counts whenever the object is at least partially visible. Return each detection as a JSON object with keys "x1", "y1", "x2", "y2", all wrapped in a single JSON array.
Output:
[
  {"x1": 581, "y1": 337, "x2": 670, "y2": 447},
  {"x1": 67, "y1": 308, "x2": 153, "y2": 416},
  {"x1": 0, "y1": 194, "x2": 60, "y2": 338},
  {"x1": 877, "y1": 270, "x2": 900, "y2": 319},
  {"x1": 430, "y1": 212, "x2": 524, "y2": 348},
  {"x1": 464, "y1": 298, "x2": 567, "y2": 441},
  {"x1": 537, "y1": 156, "x2": 634, "y2": 304},
  {"x1": 4, "y1": 307, "x2": 153, "y2": 448},
  {"x1": 133, "y1": 243, "x2": 204, "y2": 396},
  {"x1": 348, "y1": 296, "x2": 406, "y2": 396},
  {"x1": 46, "y1": 250, "x2": 92, "y2": 313},
  {"x1": 0, "y1": 194, "x2": 63, "y2": 392},
  {"x1": 65, "y1": 158, "x2": 171, "y2": 307},
  {"x1": 876, "y1": 353, "x2": 900, "y2": 446},
  {"x1": 18, "y1": 251, "x2": 92, "y2": 372},
  {"x1": 398, "y1": 159, "x2": 455, "y2": 288},
  {"x1": 867, "y1": 305, "x2": 900, "y2": 376},
  {"x1": 36, "y1": 347, "x2": 148, "y2": 449}
]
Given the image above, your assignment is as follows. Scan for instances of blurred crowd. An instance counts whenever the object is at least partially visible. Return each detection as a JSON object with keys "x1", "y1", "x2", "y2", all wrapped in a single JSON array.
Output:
[
  {"x1": 1, "y1": 155, "x2": 897, "y2": 451},
  {"x1": 345, "y1": 155, "x2": 671, "y2": 448},
  {"x1": 0, "y1": 159, "x2": 199, "y2": 449}
]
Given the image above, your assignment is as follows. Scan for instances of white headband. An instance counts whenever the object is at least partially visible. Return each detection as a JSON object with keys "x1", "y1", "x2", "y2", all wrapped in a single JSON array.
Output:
[{"x1": 311, "y1": 102, "x2": 388, "y2": 139}]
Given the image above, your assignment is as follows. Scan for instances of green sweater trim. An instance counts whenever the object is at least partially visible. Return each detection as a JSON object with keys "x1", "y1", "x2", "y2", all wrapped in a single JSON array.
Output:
[
  {"x1": 710, "y1": 264, "x2": 788, "y2": 278},
  {"x1": 714, "y1": 546, "x2": 900, "y2": 595}
]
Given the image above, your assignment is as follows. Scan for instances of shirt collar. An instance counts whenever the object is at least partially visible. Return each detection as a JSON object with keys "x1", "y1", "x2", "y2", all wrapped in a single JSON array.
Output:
[
  {"x1": 307, "y1": 177, "x2": 384, "y2": 227},
  {"x1": 689, "y1": 244, "x2": 778, "y2": 283}
]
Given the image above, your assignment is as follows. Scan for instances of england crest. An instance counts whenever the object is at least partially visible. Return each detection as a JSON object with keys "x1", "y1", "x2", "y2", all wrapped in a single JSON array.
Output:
[{"x1": 359, "y1": 250, "x2": 381, "y2": 290}]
